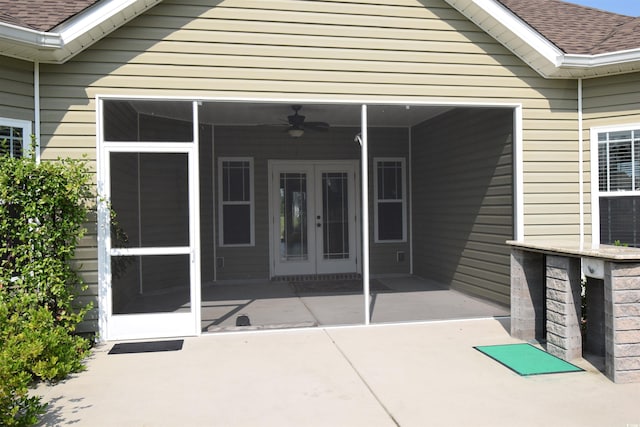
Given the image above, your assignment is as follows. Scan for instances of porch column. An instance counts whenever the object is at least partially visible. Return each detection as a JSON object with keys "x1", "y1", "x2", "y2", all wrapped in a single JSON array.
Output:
[
  {"x1": 605, "y1": 262, "x2": 640, "y2": 383},
  {"x1": 510, "y1": 248, "x2": 545, "y2": 341},
  {"x1": 360, "y1": 104, "x2": 371, "y2": 325},
  {"x1": 545, "y1": 255, "x2": 582, "y2": 361}
]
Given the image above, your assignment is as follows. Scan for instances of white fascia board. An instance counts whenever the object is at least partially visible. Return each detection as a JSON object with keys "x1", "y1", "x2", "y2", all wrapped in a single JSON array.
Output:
[
  {"x1": 446, "y1": 0, "x2": 564, "y2": 67},
  {"x1": 53, "y1": 0, "x2": 160, "y2": 46}
]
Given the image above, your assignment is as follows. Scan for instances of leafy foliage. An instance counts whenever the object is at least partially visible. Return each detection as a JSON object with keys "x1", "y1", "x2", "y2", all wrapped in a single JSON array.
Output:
[{"x1": 0, "y1": 148, "x2": 92, "y2": 426}]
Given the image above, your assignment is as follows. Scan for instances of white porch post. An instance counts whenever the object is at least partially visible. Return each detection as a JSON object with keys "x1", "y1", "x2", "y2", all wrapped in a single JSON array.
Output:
[{"x1": 361, "y1": 104, "x2": 371, "y2": 325}]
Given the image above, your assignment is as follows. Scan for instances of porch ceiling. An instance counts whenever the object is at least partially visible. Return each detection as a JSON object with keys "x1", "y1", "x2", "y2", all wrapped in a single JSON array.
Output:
[{"x1": 130, "y1": 100, "x2": 453, "y2": 128}]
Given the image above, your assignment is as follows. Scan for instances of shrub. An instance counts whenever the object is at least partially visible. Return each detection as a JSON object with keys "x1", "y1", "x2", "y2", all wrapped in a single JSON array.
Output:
[{"x1": 0, "y1": 148, "x2": 92, "y2": 426}]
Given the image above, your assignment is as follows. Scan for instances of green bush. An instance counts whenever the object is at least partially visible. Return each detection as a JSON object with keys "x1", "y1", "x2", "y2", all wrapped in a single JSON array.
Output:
[{"x1": 0, "y1": 148, "x2": 92, "y2": 426}]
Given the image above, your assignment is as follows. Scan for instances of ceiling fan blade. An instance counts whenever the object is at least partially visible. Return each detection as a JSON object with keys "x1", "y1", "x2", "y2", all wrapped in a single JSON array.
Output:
[{"x1": 304, "y1": 121, "x2": 330, "y2": 131}]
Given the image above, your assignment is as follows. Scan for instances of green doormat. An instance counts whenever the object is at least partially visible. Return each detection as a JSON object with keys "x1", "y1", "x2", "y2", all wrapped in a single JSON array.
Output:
[{"x1": 474, "y1": 343, "x2": 584, "y2": 376}]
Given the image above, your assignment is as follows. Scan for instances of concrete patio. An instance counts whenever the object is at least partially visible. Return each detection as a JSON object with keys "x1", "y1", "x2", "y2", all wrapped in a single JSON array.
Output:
[
  {"x1": 35, "y1": 318, "x2": 640, "y2": 427},
  {"x1": 201, "y1": 276, "x2": 510, "y2": 331}
]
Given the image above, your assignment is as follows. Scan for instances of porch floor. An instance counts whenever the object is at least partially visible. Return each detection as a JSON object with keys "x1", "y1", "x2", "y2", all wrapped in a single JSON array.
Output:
[{"x1": 201, "y1": 276, "x2": 509, "y2": 332}]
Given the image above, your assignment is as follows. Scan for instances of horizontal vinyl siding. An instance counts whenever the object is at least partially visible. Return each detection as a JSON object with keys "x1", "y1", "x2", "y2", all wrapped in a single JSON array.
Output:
[
  {"x1": 412, "y1": 108, "x2": 513, "y2": 305},
  {"x1": 0, "y1": 57, "x2": 33, "y2": 121},
  {"x1": 582, "y1": 72, "x2": 640, "y2": 248}
]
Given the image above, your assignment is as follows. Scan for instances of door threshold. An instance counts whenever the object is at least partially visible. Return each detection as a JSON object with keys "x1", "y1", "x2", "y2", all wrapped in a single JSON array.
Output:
[{"x1": 271, "y1": 273, "x2": 362, "y2": 282}]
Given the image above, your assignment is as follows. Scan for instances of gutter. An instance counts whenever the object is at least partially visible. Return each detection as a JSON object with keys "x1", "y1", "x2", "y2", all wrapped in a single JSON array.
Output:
[
  {"x1": 0, "y1": 0, "x2": 162, "y2": 63},
  {"x1": 578, "y1": 79, "x2": 584, "y2": 250},
  {"x1": 0, "y1": 23, "x2": 62, "y2": 49}
]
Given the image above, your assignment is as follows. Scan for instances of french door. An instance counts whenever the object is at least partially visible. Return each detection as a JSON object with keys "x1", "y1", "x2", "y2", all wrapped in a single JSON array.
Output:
[
  {"x1": 103, "y1": 145, "x2": 200, "y2": 340},
  {"x1": 270, "y1": 161, "x2": 359, "y2": 276}
]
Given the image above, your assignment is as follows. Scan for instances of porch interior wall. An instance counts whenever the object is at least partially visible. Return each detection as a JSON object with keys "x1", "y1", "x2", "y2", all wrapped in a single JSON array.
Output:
[
  {"x1": 367, "y1": 127, "x2": 411, "y2": 276},
  {"x1": 200, "y1": 124, "x2": 215, "y2": 283},
  {"x1": 411, "y1": 108, "x2": 513, "y2": 305}
]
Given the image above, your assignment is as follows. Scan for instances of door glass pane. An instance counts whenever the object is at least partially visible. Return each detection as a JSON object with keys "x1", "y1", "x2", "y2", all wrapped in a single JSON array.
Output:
[
  {"x1": 111, "y1": 254, "x2": 191, "y2": 314},
  {"x1": 322, "y1": 172, "x2": 349, "y2": 260},
  {"x1": 110, "y1": 153, "x2": 189, "y2": 248},
  {"x1": 279, "y1": 173, "x2": 308, "y2": 261}
]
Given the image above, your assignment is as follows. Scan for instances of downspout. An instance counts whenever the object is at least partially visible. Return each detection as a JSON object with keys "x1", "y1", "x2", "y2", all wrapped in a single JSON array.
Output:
[
  {"x1": 34, "y1": 61, "x2": 41, "y2": 163},
  {"x1": 578, "y1": 78, "x2": 585, "y2": 250},
  {"x1": 359, "y1": 105, "x2": 371, "y2": 325}
]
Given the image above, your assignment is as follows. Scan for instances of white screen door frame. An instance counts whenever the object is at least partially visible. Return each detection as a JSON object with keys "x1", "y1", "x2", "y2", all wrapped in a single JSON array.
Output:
[
  {"x1": 269, "y1": 160, "x2": 359, "y2": 277},
  {"x1": 100, "y1": 142, "x2": 200, "y2": 341}
]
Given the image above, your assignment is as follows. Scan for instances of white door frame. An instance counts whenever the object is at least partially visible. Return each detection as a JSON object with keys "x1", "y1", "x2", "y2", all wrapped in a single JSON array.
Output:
[
  {"x1": 268, "y1": 160, "x2": 360, "y2": 277},
  {"x1": 97, "y1": 101, "x2": 201, "y2": 341}
]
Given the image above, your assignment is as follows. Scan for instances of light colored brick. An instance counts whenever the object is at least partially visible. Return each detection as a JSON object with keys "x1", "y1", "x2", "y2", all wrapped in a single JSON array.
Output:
[
  {"x1": 611, "y1": 264, "x2": 640, "y2": 277},
  {"x1": 547, "y1": 267, "x2": 568, "y2": 280},
  {"x1": 616, "y1": 344, "x2": 640, "y2": 357},
  {"x1": 546, "y1": 288, "x2": 568, "y2": 303},
  {"x1": 611, "y1": 277, "x2": 640, "y2": 290},
  {"x1": 546, "y1": 278, "x2": 569, "y2": 291},
  {"x1": 616, "y1": 330, "x2": 640, "y2": 344},
  {"x1": 613, "y1": 304, "x2": 640, "y2": 317},
  {"x1": 547, "y1": 300, "x2": 570, "y2": 314},
  {"x1": 547, "y1": 321, "x2": 580, "y2": 338},
  {"x1": 547, "y1": 332, "x2": 582, "y2": 349},
  {"x1": 615, "y1": 317, "x2": 640, "y2": 330},
  {"x1": 546, "y1": 311, "x2": 568, "y2": 325},
  {"x1": 616, "y1": 357, "x2": 640, "y2": 371},
  {"x1": 614, "y1": 291, "x2": 640, "y2": 303},
  {"x1": 613, "y1": 370, "x2": 640, "y2": 384}
]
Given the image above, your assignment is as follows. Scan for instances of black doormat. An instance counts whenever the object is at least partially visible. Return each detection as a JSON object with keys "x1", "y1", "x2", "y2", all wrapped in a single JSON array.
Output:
[
  {"x1": 108, "y1": 339, "x2": 184, "y2": 355},
  {"x1": 291, "y1": 279, "x2": 390, "y2": 294}
]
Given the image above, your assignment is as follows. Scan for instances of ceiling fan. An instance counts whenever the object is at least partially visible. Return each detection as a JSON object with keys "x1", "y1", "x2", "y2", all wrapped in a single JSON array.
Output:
[{"x1": 285, "y1": 105, "x2": 330, "y2": 137}]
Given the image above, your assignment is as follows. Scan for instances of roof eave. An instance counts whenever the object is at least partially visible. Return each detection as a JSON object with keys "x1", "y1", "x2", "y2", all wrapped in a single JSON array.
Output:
[{"x1": 0, "y1": 0, "x2": 162, "y2": 63}]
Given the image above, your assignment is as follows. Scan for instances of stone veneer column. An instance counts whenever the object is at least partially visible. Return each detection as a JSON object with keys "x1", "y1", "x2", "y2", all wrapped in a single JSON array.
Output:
[
  {"x1": 605, "y1": 262, "x2": 640, "y2": 383},
  {"x1": 511, "y1": 249, "x2": 545, "y2": 341},
  {"x1": 545, "y1": 255, "x2": 582, "y2": 361}
]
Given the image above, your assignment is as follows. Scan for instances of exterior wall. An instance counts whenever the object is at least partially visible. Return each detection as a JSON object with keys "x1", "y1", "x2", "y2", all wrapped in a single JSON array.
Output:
[
  {"x1": 412, "y1": 108, "x2": 513, "y2": 304},
  {"x1": 0, "y1": 56, "x2": 33, "y2": 122},
  {"x1": 583, "y1": 72, "x2": 640, "y2": 248},
  {"x1": 34, "y1": 0, "x2": 583, "y2": 330}
]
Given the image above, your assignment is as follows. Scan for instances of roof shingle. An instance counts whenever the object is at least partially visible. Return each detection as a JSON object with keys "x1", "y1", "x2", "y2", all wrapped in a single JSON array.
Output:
[
  {"x1": 497, "y1": 0, "x2": 640, "y2": 54},
  {"x1": 0, "y1": 0, "x2": 99, "y2": 31}
]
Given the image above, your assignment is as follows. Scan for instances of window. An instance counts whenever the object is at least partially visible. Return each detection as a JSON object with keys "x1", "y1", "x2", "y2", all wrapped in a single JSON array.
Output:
[
  {"x1": 0, "y1": 118, "x2": 32, "y2": 158},
  {"x1": 374, "y1": 158, "x2": 406, "y2": 242},
  {"x1": 218, "y1": 158, "x2": 254, "y2": 246},
  {"x1": 595, "y1": 127, "x2": 640, "y2": 247}
]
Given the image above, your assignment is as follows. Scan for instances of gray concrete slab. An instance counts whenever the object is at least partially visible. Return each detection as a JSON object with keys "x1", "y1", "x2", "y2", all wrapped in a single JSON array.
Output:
[
  {"x1": 200, "y1": 277, "x2": 509, "y2": 331},
  {"x1": 35, "y1": 318, "x2": 640, "y2": 427}
]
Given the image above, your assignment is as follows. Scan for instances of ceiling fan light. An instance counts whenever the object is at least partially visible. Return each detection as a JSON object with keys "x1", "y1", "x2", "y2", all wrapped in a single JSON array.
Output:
[{"x1": 288, "y1": 128, "x2": 304, "y2": 138}]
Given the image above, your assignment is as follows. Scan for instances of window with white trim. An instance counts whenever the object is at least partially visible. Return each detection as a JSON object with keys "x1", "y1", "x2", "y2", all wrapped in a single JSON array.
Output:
[
  {"x1": 218, "y1": 157, "x2": 254, "y2": 246},
  {"x1": 0, "y1": 118, "x2": 32, "y2": 158},
  {"x1": 374, "y1": 158, "x2": 406, "y2": 242},
  {"x1": 596, "y1": 127, "x2": 640, "y2": 247}
]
